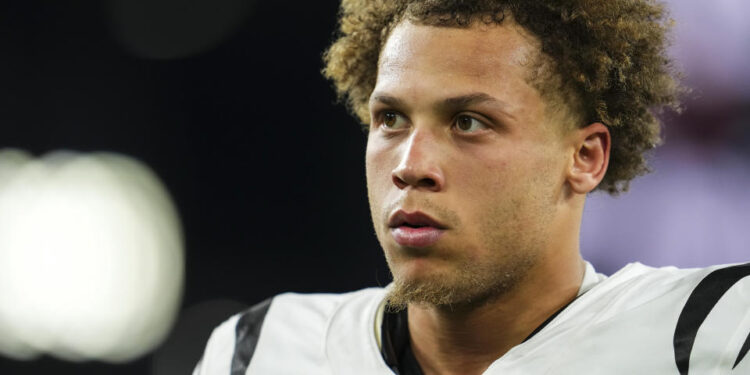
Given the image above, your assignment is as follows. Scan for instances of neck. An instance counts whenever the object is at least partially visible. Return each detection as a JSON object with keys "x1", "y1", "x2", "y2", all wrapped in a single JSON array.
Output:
[{"x1": 407, "y1": 253, "x2": 585, "y2": 375}]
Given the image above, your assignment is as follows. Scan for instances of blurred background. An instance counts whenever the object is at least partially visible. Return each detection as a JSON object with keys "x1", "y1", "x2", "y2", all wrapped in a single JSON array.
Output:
[{"x1": 0, "y1": 0, "x2": 747, "y2": 374}]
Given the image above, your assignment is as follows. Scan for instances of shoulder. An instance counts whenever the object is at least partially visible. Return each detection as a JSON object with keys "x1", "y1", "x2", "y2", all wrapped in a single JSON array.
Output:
[
  {"x1": 664, "y1": 263, "x2": 750, "y2": 374},
  {"x1": 584, "y1": 262, "x2": 750, "y2": 304},
  {"x1": 575, "y1": 262, "x2": 750, "y2": 373},
  {"x1": 193, "y1": 287, "x2": 388, "y2": 375},
  {"x1": 578, "y1": 262, "x2": 750, "y2": 326},
  {"x1": 498, "y1": 262, "x2": 750, "y2": 374}
]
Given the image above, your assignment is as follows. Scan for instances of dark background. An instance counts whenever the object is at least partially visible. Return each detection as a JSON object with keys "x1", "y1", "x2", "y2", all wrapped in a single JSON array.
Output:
[{"x1": 1, "y1": 1, "x2": 388, "y2": 373}]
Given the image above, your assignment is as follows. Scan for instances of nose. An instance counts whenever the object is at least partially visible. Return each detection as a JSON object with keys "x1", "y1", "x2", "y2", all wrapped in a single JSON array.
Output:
[{"x1": 391, "y1": 130, "x2": 445, "y2": 192}]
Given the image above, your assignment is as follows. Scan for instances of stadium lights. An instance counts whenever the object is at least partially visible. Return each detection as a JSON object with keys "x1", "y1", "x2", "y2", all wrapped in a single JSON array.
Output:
[{"x1": 0, "y1": 149, "x2": 184, "y2": 363}]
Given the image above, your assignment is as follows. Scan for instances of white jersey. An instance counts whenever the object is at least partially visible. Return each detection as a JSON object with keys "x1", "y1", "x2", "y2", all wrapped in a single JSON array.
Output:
[{"x1": 194, "y1": 262, "x2": 750, "y2": 374}]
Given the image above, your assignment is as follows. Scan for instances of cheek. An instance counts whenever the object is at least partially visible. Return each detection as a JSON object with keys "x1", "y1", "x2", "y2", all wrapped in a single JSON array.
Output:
[
  {"x1": 448, "y1": 146, "x2": 545, "y2": 233},
  {"x1": 450, "y1": 148, "x2": 511, "y2": 200},
  {"x1": 365, "y1": 135, "x2": 405, "y2": 186},
  {"x1": 365, "y1": 138, "x2": 395, "y2": 233},
  {"x1": 365, "y1": 139, "x2": 390, "y2": 195},
  {"x1": 447, "y1": 155, "x2": 510, "y2": 243}
]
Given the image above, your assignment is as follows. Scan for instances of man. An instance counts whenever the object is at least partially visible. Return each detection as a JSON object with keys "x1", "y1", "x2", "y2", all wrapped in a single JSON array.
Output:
[{"x1": 194, "y1": 1, "x2": 750, "y2": 374}]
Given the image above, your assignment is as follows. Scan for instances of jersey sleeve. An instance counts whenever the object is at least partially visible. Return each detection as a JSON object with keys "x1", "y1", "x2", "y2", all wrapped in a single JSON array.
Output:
[
  {"x1": 193, "y1": 298, "x2": 273, "y2": 375},
  {"x1": 192, "y1": 313, "x2": 241, "y2": 375},
  {"x1": 673, "y1": 262, "x2": 750, "y2": 374}
]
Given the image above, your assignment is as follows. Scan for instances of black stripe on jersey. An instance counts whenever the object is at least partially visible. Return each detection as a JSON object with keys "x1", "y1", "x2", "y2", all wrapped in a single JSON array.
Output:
[
  {"x1": 673, "y1": 263, "x2": 750, "y2": 375},
  {"x1": 735, "y1": 330, "x2": 750, "y2": 369},
  {"x1": 231, "y1": 298, "x2": 272, "y2": 375}
]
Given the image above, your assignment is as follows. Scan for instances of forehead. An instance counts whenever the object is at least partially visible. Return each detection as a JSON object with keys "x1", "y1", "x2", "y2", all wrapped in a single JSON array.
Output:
[
  {"x1": 374, "y1": 20, "x2": 545, "y2": 120},
  {"x1": 379, "y1": 20, "x2": 538, "y2": 86}
]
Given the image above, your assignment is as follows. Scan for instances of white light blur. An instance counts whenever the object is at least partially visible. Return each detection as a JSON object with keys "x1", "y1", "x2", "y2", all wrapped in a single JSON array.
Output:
[{"x1": 0, "y1": 149, "x2": 184, "y2": 363}]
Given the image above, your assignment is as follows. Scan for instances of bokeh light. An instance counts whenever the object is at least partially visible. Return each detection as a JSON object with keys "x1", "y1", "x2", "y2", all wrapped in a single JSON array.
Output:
[{"x1": 0, "y1": 149, "x2": 184, "y2": 363}]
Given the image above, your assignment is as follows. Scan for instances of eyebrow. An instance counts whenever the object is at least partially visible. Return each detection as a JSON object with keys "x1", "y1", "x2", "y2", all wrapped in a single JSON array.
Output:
[
  {"x1": 369, "y1": 94, "x2": 405, "y2": 107},
  {"x1": 369, "y1": 92, "x2": 516, "y2": 120}
]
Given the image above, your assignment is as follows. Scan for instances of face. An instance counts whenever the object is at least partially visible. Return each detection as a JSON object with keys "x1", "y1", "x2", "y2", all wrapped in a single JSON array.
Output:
[{"x1": 366, "y1": 20, "x2": 573, "y2": 309}]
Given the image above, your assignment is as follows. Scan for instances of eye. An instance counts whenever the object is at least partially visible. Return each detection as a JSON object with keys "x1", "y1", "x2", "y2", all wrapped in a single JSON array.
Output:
[
  {"x1": 380, "y1": 111, "x2": 408, "y2": 130},
  {"x1": 454, "y1": 115, "x2": 487, "y2": 133}
]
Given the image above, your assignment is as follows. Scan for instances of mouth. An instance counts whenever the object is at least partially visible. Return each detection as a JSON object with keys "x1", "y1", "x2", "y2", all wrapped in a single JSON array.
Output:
[
  {"x1": 388, "y1": 210, "x2": 447, "y2": 229},
  {"x1": 387, "y1": 210, "x2": 446, "y2": 248}
]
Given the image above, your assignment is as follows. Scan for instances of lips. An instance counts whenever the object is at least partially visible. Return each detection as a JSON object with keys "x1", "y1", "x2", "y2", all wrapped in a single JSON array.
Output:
[
  {"x1": 388, "y1": 210, "x2": 446, "y2": 248},
  {"x1": 388, "y1": 210, "x2": 446, "y2": 229}
]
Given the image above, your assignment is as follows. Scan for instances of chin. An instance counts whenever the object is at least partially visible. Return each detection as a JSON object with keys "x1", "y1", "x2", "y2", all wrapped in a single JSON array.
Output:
[
  {"x1": 386, "y1": 260, "x2": 467, "y2": 309},
  {"x1": 385, "y1": 248, "x2": 534, "y2": 311},
  {"x1": 385, "y1": 247, "x2": 447, "y2": 280}
]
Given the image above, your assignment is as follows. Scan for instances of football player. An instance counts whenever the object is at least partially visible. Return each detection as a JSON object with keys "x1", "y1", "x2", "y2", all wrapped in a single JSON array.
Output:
[{"x1": 194, "y1": 1, "x2": 750, "y2": 374}]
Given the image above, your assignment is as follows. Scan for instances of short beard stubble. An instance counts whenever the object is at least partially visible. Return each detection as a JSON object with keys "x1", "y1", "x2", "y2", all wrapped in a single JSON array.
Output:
[
  {"x1": 381, "y1": 168, "x2": 558, "y2": 313},
  {"x1": 384, "y1": 194, "x2": 553, "y2": 313}
]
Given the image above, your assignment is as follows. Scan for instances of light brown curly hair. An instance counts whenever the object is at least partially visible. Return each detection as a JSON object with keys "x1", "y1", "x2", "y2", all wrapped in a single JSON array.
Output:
[{"x1": 323, "y1": 0, "x2": 682, "y2": 194}]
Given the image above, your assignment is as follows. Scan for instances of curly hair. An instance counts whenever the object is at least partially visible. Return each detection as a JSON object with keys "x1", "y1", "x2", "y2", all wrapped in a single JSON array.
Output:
[{"x1": 323, "y1": 0, "x2": 682, "y2": 194}]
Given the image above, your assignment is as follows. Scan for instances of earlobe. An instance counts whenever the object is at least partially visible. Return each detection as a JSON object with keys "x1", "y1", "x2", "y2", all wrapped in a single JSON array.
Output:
[{"x1": 567, "y1": 122, "x2": 610, "y2": 194}]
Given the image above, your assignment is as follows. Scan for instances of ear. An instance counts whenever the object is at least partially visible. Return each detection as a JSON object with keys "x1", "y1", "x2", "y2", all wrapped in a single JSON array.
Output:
[{"x1": 567, "y1": 122, "x2": 610, "y2": 194}]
